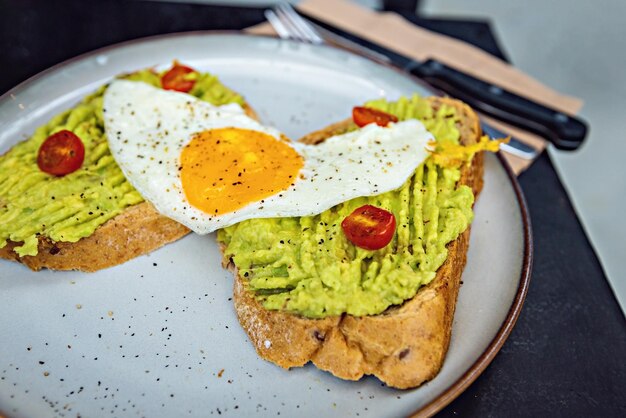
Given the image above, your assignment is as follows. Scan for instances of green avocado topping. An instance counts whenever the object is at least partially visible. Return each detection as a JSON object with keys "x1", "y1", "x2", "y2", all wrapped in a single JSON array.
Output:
[
  {"x1": 0, "y1": 67, "x2": 244, "y2": 256},
  {"x1": 218, "y1": 95, "x2": 475, "y2": 318}
]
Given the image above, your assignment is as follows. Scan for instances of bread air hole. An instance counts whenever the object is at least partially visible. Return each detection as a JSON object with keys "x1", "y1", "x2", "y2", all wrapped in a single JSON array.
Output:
[{"x1": 313, "y1": 330, "x2": 325, "y2": 342}]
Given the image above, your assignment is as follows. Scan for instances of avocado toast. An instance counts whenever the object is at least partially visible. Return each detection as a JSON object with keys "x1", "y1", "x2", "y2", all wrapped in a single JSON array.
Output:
[
  {"x1": 218, "y1": 96, "x2": 486, "y2": 389},
  {"x1": 0, "y1": 65, "x2": 258, "y2": 272}
]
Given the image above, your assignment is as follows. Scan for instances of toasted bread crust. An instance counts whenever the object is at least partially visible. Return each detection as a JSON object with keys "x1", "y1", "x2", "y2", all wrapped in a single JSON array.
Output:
[
  {"x1": 0, "y1": 202, "x2": 189, "y2": 272},
  {"x1": 0, "y1": 103, "x2": 258, "y2": 272},
  {"x1": 227, "y1": 97, "x2": 484, "y2": 389}
]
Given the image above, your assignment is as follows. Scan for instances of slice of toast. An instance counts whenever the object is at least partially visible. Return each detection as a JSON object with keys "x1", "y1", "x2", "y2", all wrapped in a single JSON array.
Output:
[
  {"x1": 0, "y1": 101, "x2": 258, "y2": 272},
  {"x1": 223, "y1": 97, "x2": 484, "y2": 389}
]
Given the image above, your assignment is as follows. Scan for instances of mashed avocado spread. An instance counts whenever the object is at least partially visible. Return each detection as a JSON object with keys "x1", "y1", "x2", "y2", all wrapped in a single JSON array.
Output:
[
  {"x1": 0, "y1": 68, "x2": 244, "y2": 256},
  {"x1": 218, "y1": 96, "x2": 475, "y2": 318}
]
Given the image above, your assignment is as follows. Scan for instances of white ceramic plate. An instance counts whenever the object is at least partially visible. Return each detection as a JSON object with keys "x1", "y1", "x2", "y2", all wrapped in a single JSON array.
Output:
[{"x1": 0, "y1": 34, "x2": 531, "y2": 418}]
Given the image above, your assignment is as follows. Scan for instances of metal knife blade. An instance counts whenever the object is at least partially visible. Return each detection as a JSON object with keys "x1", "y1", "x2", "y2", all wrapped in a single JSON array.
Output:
[{"x1": 481, "y1": 123, "x2": 538, "y2": 159}]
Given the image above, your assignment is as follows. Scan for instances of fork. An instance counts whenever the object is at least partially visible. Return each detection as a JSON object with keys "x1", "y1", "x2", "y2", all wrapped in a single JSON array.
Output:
[
  {"x1": 265, "y1": 3, "x2": 539, "y2": 160},
  {"x1": 265, "y1": 4, "x2": 392, "y2": 64},
  {"x1": 265, "y1": 4, "x2": 323, "y2": 44}
]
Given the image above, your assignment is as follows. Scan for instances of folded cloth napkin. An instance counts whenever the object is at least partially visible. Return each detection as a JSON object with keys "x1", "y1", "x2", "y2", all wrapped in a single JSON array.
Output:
[{"x1": 247, "y1": 0, "x2": 583, "y2": 174}]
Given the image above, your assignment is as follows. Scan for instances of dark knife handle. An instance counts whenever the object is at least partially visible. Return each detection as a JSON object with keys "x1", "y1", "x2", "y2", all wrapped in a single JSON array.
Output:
[{"x1": 409, "y1": 59, "x2": 588, "y2": 150}]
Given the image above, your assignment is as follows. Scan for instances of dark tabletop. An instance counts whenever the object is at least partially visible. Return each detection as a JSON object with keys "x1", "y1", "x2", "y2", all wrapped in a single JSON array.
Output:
[{"x1": 1, "y1": 1, "x2": 624, "y2": 417}]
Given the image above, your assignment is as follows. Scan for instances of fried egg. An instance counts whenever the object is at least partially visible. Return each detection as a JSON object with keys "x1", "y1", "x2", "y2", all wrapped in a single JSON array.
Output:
[{"x1": 103, "y1": 80, "x2": 433, "y2": 234}]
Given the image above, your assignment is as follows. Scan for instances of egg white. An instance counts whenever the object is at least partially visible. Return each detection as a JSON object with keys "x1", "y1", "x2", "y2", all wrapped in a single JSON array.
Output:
[{"x1": 104, "y1": 80, "x2": 433, "y2": 234}]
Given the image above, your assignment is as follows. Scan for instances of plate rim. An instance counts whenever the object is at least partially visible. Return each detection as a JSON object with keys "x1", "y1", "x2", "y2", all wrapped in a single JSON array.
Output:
[
  {"x1": 0, "y1": 31, "x2": 533, "y2": 418},
  {"x1": 413, "y1": 152, "x2": 533, "y2": 417}
]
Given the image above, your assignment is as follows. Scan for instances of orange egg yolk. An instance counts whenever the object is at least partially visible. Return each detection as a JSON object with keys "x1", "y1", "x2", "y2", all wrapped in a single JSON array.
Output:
[{"x1": 180, "y1": 128, "x2": 303, "y2": 216}]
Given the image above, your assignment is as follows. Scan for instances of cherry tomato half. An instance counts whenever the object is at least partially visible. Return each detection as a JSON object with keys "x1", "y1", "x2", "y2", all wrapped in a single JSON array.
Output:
[
  {"x1": 341, "y1": 205, "x2": 396, "y2": 250},
  {"x1": 37, "y1": 130, "x2": 85, "y2": 176},
  {"x1": 161, "y1": 63, "x2": 196, "y2": 93},
  {"x1": 352, "y1": 106, "x2": 398, "y2": 128}
]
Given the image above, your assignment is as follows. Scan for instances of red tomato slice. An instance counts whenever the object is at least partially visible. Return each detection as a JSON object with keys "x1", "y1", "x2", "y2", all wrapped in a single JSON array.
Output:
[
  {"x1": 37, "y1": 130, "x2": 85, "y2": 176},
  {"x1": 341, "y1": 205, "x2": 396, "y2": 250},
  {"x1": 352, "y1": 106, "x2": 398, "y2": 128},
  {"x1": 161, "y1": 63, "x2": 196, "y2": 92}
]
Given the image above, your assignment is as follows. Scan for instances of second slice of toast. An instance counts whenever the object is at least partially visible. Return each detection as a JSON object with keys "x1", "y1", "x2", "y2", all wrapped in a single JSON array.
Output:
[{"x1": 221, "y1": 97, "x2": 484, "y2": 389}]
